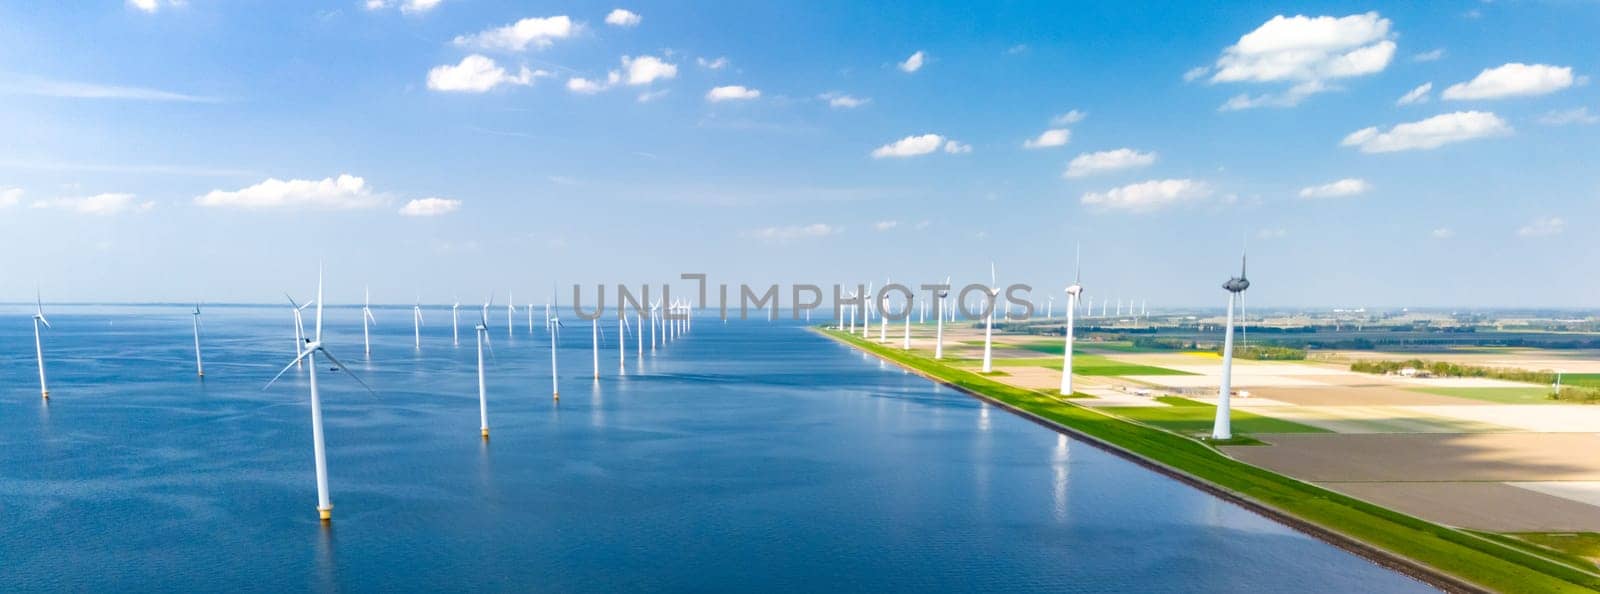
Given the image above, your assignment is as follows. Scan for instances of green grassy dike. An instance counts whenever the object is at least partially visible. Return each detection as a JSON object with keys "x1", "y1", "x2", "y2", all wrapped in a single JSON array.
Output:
[{"x1": 818, "y1": 328, "x2": 1600, "y2": 594}]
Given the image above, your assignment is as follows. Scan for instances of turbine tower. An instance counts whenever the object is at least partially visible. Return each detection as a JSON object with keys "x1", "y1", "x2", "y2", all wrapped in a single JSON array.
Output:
[
  {"x1": 411, "y1": 297, "x2": 424, "y2": 350},
  {"x1": 934, "y1": 277, "x2": 950, "y2": 359},
  {"x1": 263, "y1": 266, "x2": 374, "y2": 523},
  {"x1": 191, "y1": 302, "x2": 205, "y2": 377},
  {"x1": 549, "y1": 289, "x2": 563, "y2": 400},
  {"x1": 33, "y1": 290, "x2": 52, "y2": 399},
  {"x1": 475, "y1": 295, "x2": 494, "y2": 439},
  {"x1": 287, "y1": 294, "x2": 313, "y2": 368},
  {"x1": 1060, "y1": 245, "x2": 1083, "y2": 396},
  {"x1": 1213, "y1": 252, "x2": 1251, "y2": 440},
  {"x1": 451, "y1": 297, "x2": 461, "y2": 347},
  {"x1": 506, "y1": 291, "x2": 517, "y2": 339},
  {"x1": 362, "y1": 287, "x2": 378, "y2": 356},
  {"x1": 981, "y1": 263, "x2": 998, "y2": 373}
]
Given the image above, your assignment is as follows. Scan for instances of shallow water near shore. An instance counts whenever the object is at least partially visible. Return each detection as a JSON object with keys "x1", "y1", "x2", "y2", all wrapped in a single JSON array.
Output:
[{"x1": 0, "y1": 305, "x2": 1431, "y2": 592}]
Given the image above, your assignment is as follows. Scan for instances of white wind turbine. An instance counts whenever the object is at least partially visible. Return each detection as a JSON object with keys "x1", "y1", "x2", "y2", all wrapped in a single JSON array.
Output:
[
  {"x1": 506, "y1": 291, "x2": 517, "y2": 339},
  {"x1": 1060, "y1": 245, "x2": 1084, "y2": 396},
  {"x1": 33, "y1": 290, "x2": 52, "y2": 399},
  {"x1": 191, "y1": 302, "x2": 205, "y2": 377},
  {"x1": 591, "y1": 316, "x2": 600, "y2": 381},
  {"x1": 635, "y1": 309, "x2": 643, "y2": 357},
  {"x1": 878, "y1": 279, "x2": 890, "y2": 342},
  {"x1": 860, "y1": 282, "x2": 872, "y2": 338},
  {"x1": 618, "y1": 312, "x2": 631, "y2": 374},
  {"x1": 981, "y1": 263, "x2": 999, "y2": 373},
  {"x1": 934, "y1": 277, "x2": 950, "y2": 359},
  {"x1": 1213, "y1": 252, "x2": 1250, "y2": 441},
  {"x1": 411, "y1": 296, "x2": 424, "y2": 350},
  {"x1": 845, "y1": 290, "x2": 857, "y2": 333},
  {"x1": 527, "y1": 301, "x2": 535, "y2": 335},
  {"x1": 451, "y1": 297, "x2": 461, "y2": 347},
  {"x1": 649, "y1": 298, "x2": 660, "y2": 353},
  {"x1": 475, "y1": 294, "x2": 494, "y2": 440},
  {"x1": 1045, "y1": 295, "x2": 1054, "y2": 320},
  {"x1": 287, "y1": 294, "x2": 314, "y2": 368},
  {"x1": 549, "y1": 290, "x2": 563, "y2": 400},
  {"x1": 362, "y1": 287, "x2": 377, "y2": 356},
  {"x1": 901, "y1": 291, "x2": 912, "y2": 350},
  {"x1": 263, "y1": 266, "x2": 374, "y2": 523}
]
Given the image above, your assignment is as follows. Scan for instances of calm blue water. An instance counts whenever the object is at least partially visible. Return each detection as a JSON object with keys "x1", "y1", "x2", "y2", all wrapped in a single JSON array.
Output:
[{"x1": 0, "y1": 305, "x2": 1429, "y2": 592}]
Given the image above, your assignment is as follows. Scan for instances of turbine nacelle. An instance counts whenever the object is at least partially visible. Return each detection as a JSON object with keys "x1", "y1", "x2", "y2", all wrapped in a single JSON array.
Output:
[
  {"x1": 1065, "y1": 284, "x2": 1083, "y2": 297},
  {"x1": 1223, "y1": 277, "x2": 1250, "y2": 293}
]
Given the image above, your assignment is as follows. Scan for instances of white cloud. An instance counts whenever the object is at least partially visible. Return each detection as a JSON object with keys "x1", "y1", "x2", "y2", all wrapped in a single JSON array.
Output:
[
  {"x1": 1341, "y1": 111, "x2": 1512, "y2": 153},
  {"x1": 871, "y1": 134, "x2": 942, "y2": 158},
  {"x1": 195, "y1": 174, "x2": 384, "y2": 210},
  {"x1": 427, "y1": 55, "x2": 543, "y2": 92},
  {"x1": 1443, "y1": 63, "x2": 1575, "y2": 101},
  {"x1": 741, "y1": 223, "x2": 839, "y2": 241},
  {"x1": 697, "y1": 56, "x2": 729, "y2": 70},
  {"x1": 1, "y1": 187, "x2": 22, "y2": 208},
  {"x1": 1413, "y1": 48, "x2": 1446, "y2": 62},
  {"x1": 1396, "y1": 82, "x2": 1432, "y2": 106},
  {"x1": 637, "y1": 89, "x2": 670, "y2": 103},
  {"x1": 1208, "y1": 12, "x2": 1396, "y2": 109},
  {"x1": 1081, "y1": 179, "x2": 1212, "y2": 213},
  {"x1": 898, "y1": 50, "x2": 925, "y2": 73},
  {"x1": 1050, "y1": 110, "x2": 1087, "y2": 125},
  {"x1": 128, "y1": 0, "x2": 183, "y2": 13},
  {"x1": 1298, "y1": 178, "x2": 1370, "y2": 199},
  {"x1": 365, "y1": 0, "x2": 442, "y2": 13},
  {"x1": 567, "y1": 75, "x2": 611, "y2": 94},
  {"x1": 943, "y1": 140, "x2": 972, "y2": 154},
  {"x1": 604, "y1": 8, "x2": 641, "y2": 27},
  {"x1": 820, "y1": 92, "x2": 869, "y2": 108},
  {"x1": 1063, "y1": 148, "x2": 1157, "y2": 178},
  {"x1": 1538, "y1": 107, "x2": 1599, "y2": 126},
  {"x1": 1022, "y1": 129, "x2": 1071, "y2": 149},
  {"x1": 10, "y1": 79, "x2": 215, "y2": 102},
  {"x1": 399, "y1": 197, "x2": 461, "y2": 216},
  {"x1": 873, "y1": 220, "x2": 899, "y2": 231},
  {"x1": 706, "y1": 85, "x2": 760, "y2": 102},
  {"x1": 1183, "y1": 66, "x2": 1210, "y2": 82},
  {"x1": 33, "y1": 193, "x2": 153, "y2": 215},
  {"x1": 621, "y1": 55, "x2": 677, "y2": 85},
  {"x1": 1517, "y1": 217, "x2": 1565, "y2": 238},
  {"x1": 453, "y1": 15, "x2": 575, "y2": 52},
  {"x1": 1430, "y1": 227, "x2": 1455, "y2": 239}
]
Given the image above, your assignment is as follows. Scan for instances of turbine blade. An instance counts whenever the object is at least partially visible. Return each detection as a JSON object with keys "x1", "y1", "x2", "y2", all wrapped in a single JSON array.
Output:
[
  {"x1": 483, "y1": 330, "x2": 497, "y2": 362},
  {"x1": 263, "y1": 349, "x2": 315, "y2": 390},
  {"x1": 285, "y1": 293, "x2": 300, "y2": 309},
  {"x1": 320, "y1": 348, "x2": 376, "y2": 396},
  {"x1": 38, "y1": 315, "x2": 52, "y2": 329},
  {"x1": 990, "y1": 261, "x2": 996, "y2": 287},
  {"x1": 1074, "y1": 242, "x2": 1081, "y2": 284}
]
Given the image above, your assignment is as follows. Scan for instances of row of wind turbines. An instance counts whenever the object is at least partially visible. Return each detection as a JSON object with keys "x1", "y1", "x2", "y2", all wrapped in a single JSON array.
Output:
[
  {"x1": 839, "y1": 249, "x2": 1252, "y2": 442},
  {"x1": 24, "y1": 271, "x2": 699, "y2": 524}
]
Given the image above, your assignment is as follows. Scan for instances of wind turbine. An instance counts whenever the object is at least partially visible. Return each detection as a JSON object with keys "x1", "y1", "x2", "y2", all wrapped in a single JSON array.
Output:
[
  {"x1": 845, "y1": 290, "x2": 857, "y2": 333},
  {"x1": 901, "y1": 292, "x2": 912, "y2": 350},
  {"x1": 1046, "y1": 295, "x2": 1054, "y2": 320},
  {"x1": 191, "y1": 302, "x2": 205, "y2": 377},
  {"x1": 981, "y1": 263, "x2": 998, "y2": 373},
  {"x1": 878, "y1": 278, "x2": 890, "y2": 342},
  {"x1": 635, "y1": 310, "x2": 643, "y2": 357},
  {"x1": 649, "y1": 298, "x2": 660, "y2": 353},
  {"x1": 33, "y1": 290, "x2": 52, "y2": 399},
  {"x1": 451, "y1": 297, "x2": 461, "y2": 347},
  {"x1": 475, "y1": 294, "x2": 494, "y2": 440},
  {"x1": 861, "y1": 282, "x2": 873, "y2": 338},
  {"x1": 1213, "y1": 251, "x2": 1250, "y2": 441},
  {"x1": 411, "y1": 296, "x2": 424, "y2": 350},
  {"x1": 506, "y1": 291, "x2": 517, "y2": 339},
  {"x1": 1060, "y1": 245, "x2": 1083, "y2": 396},
  {"x1": 549, "y1": 289, "x2": 563, "y2": 400},
  {"x1": 263, "y1": 266, "x2": 373, "y2": 523},
  {"x1": 934, "y1": 277, "x2": 950, "y2": 359},
  {"x1": 618, "y1": 312, "x2": 631, "y2": 374},
  {"x1": 591, "y1": 316, "x2": 600, "y2": 381},
  {"x1": 362, "y1": 287, "x2": 377, "y2": 356},
  {"x1": 287, "y1": 294, "x2": 314, "y2": 368},
  {"x1": 527, "y1": 301, "x2": 535, "y2": 335}
]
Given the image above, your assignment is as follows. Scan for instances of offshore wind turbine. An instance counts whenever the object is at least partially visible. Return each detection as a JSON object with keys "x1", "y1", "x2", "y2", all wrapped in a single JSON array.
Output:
[
  {"x1": 475, "y1": 294, "x2": 494, "y2": 440},
  {"x1": 506, "y1": 291, "x2": 517, "y2": 339},
  {"x1": 287, "y1": 294, "x2": 314, "y2": 368},
  {"x1": 649, "y1": 299, "x2": 660, "y2": 353},
  {"x1": 1060, "y1": 245, "x2": 1083, "y2": 396},
  {"x1": 591, "y1": 317, "x2": 600, "y2": 381},
  {"x1": 263, "y1": 266, "x2": 373, "y2": 523},
  {"x1": 33, "y1": 290, "x2": 52, "y2": 399},
  {"x1": 527, "y1": 301, "x2": 535, "y2": 335},
  {"x1": 451, "y1": 297, "x2": 461, "y2": 347},
  {"x1": 191, "y1": 302, "x2": 205, "y2": 377},
  {"x1": 618, "y1": 312, "x2": 631, "y2": 374},
  {"x1": 549, "y1": 289, "x2": 563, "y2": 400},
  {"x1": 362, "y1": 287, "x2": 377, "y2": 356},
  {"x1": 981, "y1": 263, "x2": 998, "y2": 373},
  {"x1": 1213, "y1": 252, "x2": 1251, "y2": 440},
  {"x1": 415, "y1": 298, "x2": 431, "y2": 347}
]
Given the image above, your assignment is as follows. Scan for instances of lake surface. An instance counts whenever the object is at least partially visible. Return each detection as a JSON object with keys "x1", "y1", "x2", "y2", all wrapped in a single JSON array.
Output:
[{"x1": 0, "y1": 305, "x2": 1431, "y2": 592}]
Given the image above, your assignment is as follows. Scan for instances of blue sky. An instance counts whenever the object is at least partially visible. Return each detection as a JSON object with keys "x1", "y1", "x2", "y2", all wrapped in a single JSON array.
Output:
[{"x1": 1, "y1": 1, "x2": 1596, "y2": 308}]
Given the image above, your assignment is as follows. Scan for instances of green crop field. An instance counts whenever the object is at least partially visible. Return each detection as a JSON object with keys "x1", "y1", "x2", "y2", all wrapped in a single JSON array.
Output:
[
  {"x1": 1103, "y1": 397, "x2": 1329, "y2": 435},
  {"x1": 977, "y1": 354, "x2": 1193, "y2": 376},
  {"x1": 1411, "y1": 386, "x2": 1556, "y2": 404},
  {"x1": 1562, "y1": 374, "x2": 1600, "y2": 388}
]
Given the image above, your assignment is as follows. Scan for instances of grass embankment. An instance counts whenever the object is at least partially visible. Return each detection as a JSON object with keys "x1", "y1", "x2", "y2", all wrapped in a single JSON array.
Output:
[
  {"x1": 819, "y1": 328, "x2": 1600, "y2": 594},
  {"x1": 1104, "y1": 396, "x2": 1328, "y2": 435}
]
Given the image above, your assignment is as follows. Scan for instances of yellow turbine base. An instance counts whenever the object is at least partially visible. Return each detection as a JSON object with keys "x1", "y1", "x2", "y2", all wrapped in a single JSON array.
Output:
[
  {"x1": 318, "y1": 506, "x2": 332, "y2": 522},
  {"x1": 481, "y1": 428, "x2": 490, "y2": 439},
  {"x1": 553, "y1": 392, "x2": 560, "y2": 400},
  {"x1": 41, "y1": 391, "x2": 49, "y2": 400},
  {"x1": 197, "y1": 371, "x2": 205, "y2": 377}
]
